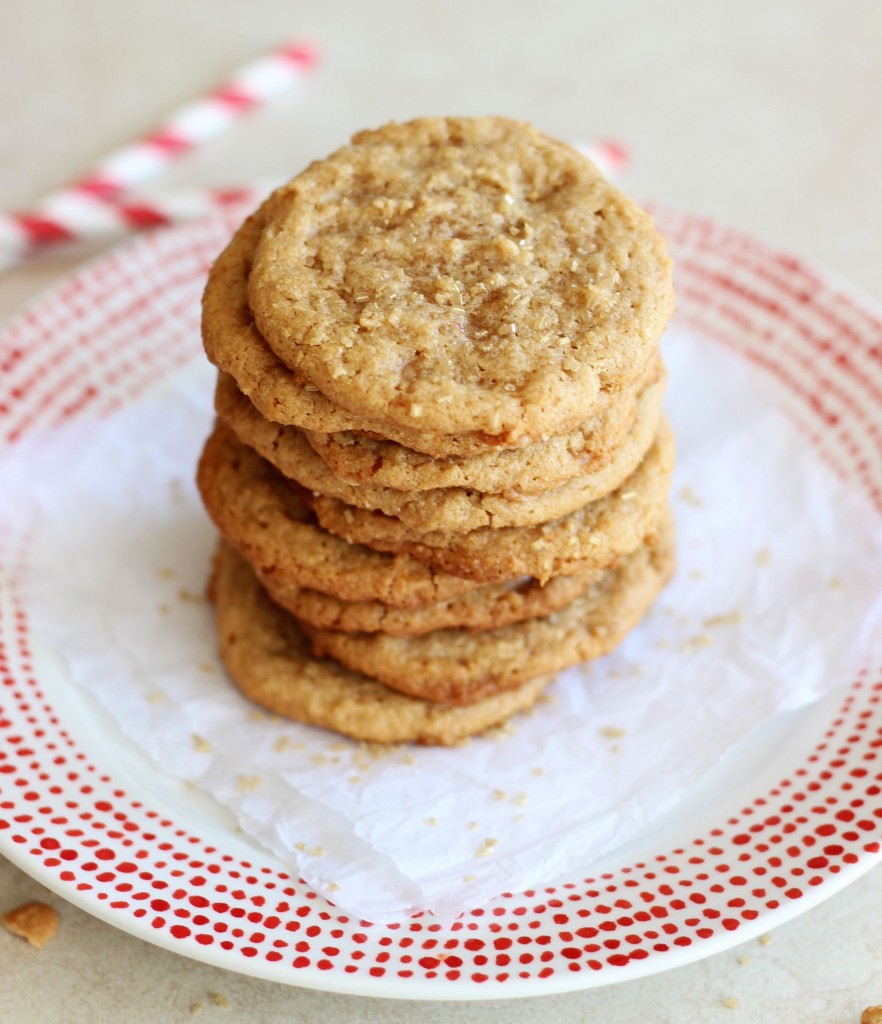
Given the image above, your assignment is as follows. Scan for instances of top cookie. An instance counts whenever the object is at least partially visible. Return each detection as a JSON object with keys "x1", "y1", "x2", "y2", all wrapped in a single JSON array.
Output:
[{"x1": 248, "y1": 117, "x2": 674, "y2": 442}]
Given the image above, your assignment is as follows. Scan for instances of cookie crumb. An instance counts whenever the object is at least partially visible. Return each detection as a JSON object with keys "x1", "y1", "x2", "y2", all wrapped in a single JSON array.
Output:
[
  {"x1": 758, "y1": 934, "x2": 772, "y2": 946},
  {"x1": 156, "y1": 566, "x2": 175, "y2": 580},
  {"x1": 737, "y1": 955, "x2": 750, "y2": 966},
  {"x1": 210, "y1": 993, "x2": 229, "y2": 1008},
  {"x1": 679, "y1": 485, "x2": 703, "y2": 507},
  {"x1": 192, "y1": 734, "x2": 212, "y2": 754},
  {"x1": 600, "y1": 725, "x2": 626, "y2": 740},
  {"x1": 190, "y1": 1003, "x2": 204, "y2": 1015},
  {"x1": 860, "y1": 1007, "x2": 882, "y2": 1024},
  {"x1": 722, "y1": 996, "x2": 739, "y2": 1010},
  {"x1": 425, "y1": 817, "x2": 438, "y2": 826},
  {"x1": 756, "y1": 548, "x2": 771, "y2": 566},
  {"x1": 235, "y1": 774, "x2": 262, "y2": 793},
  {"x1": 703, "y1": 610, "x2": 743, "y2": 628},
  {"x1": 2, "y1": 901, "x2": 59, "y2": 948},
  {"x1": 679, "y1": 633, "x2": 713, "y2": 653},
  {"x1": 273, "y1": 736, "x2": 289, "y2": 753},
  {"x1": 294, "y1": 842, "x2": 324, "y2": 857},
  {"x1": 463, "y1": 874, "x2": 477, "y2": 883},
  {"x1": 476, "y1": 837, "x2": 498, "y2": 858},
  {"x1": 829, "y1": 576, "x2": 843, "y2": 590},
  {"x1": 178, "y1": 587, "x2": 203, "y2": 604}
]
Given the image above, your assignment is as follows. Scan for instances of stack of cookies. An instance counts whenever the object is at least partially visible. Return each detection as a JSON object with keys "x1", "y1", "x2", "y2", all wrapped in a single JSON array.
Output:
[{"x1": 196, "y1": 117, "x2": 676, "y2": 746}]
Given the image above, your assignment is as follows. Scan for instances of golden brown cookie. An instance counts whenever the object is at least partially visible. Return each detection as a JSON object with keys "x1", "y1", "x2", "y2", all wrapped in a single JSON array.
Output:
[
  {"x1": 196, "y1": 422, "x2": 479, "y2": 608},
  {"x1": 301, "y1": 520, "x2": 675, "y2": 705},
  {"x1": 203, "y1": 205, "x2": 664, "y2": 459},
  {"x1": 311, "y1": 421, "x2": 675, "y2": 584},
  {"x1": 249, "y1": 117, "x2": 674, "y2": 442},
  {"x1": 302, "y1": 359, "x2": 665, "y2": 495},
  {"x1": 215, "y1": 370, "x2": 665, "y2": 533},
  {"x1": 258, "y1": 566, "x2": 604, "y2": 637},
  {"x1": 210, "y1": 542, "x2": 553, "y2": 745}
]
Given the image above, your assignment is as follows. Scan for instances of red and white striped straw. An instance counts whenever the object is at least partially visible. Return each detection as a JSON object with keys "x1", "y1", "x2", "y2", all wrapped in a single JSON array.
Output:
[
  {"x1": 574, "y1": 140, "x2": 630, "y2": 178},
  {"x1": 0, "y1": 40, "x2": 318, "y2": 269}
]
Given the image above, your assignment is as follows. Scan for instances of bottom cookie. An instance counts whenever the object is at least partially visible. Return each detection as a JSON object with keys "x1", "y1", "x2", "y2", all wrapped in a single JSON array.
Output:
[{"x1": 209, "y1": 542, "x2": 553, "y2": 746}]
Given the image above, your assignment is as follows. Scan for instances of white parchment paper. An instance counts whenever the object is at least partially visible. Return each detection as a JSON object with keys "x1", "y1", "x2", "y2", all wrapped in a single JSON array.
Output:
[{"x1": 3, "y1": 327, "x2": 882, "y2": 922}]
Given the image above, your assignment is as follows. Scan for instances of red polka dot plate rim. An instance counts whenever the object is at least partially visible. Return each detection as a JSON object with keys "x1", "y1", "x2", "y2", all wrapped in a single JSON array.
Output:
[{"x1": 1, "y1": 207, "x2": 882, "y2": 998}]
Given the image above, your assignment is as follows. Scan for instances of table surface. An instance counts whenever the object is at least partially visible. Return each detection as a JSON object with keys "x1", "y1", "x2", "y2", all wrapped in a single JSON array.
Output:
[{"x1": 3, "y1": 0, "x2": 882, "y2": 1019}]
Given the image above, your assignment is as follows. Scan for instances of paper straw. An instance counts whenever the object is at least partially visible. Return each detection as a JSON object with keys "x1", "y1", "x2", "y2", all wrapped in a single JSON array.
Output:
[
  {"x1": 575, "y1": 140, "x2": 630, "y2": 178},
  {"x1": 0, "y1": 40, "x2": 317, "y2": 269}
]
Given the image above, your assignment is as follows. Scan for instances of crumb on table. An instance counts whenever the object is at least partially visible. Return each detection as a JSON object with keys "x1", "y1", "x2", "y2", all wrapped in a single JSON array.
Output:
[{"x1": 2, "y1": 901, "x2": 59, "y2": 948}]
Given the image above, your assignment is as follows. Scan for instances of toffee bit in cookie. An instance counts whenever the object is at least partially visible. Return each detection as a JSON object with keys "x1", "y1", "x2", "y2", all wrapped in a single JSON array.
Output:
[
  {"x1": 861, "y1": 1007, "x2": 882, "y2": 1024},
  {"x1": 2, "y1": 901, "x2": 59, "y2": 948}
]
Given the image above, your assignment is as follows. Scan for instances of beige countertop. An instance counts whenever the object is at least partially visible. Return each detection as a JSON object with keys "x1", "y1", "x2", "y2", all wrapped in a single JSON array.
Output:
[{"x1": 3, "y1": 0, "x2": 882, "y2": 1019}]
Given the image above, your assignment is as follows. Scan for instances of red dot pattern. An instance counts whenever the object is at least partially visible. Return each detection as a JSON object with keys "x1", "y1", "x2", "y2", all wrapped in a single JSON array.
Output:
[{"x1": 1, "y1": 208, "x2": 882, "y2": 994}]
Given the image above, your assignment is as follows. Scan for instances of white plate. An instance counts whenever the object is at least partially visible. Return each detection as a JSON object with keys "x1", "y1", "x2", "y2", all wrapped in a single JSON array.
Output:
[{"x1": 1, "y1": 206, "x2": 881, "y2": 999}]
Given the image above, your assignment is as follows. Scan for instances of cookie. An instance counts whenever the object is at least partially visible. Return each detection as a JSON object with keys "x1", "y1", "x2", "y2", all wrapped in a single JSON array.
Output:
[
  {"x1": 196, "y1": 422, "x2": 480, "y2": 608},
  {"x1": 203, "y1": 206, "x2": 660, "y2": 459},
  {"x1": 302, "y1": 359, "x2": 665, "y2": 496},
  {"x1": 249, "y1": 117, "x2": 674, "y2": 442},
  {"x1": 301, "y1": 519, "x2": 675, "y2": 705},
  {"x1": 311, "y1": 421, "x2": 675, "y2": 584},
  {"x1": 210, "y1": 542, "x2": 553, "y2": 745},
  {"x1": 215, "y1": 368, "x2": 665, "y2": 533},
  {"x1": 258, "y1": 566, "x2": 603, "y2": 637}
]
